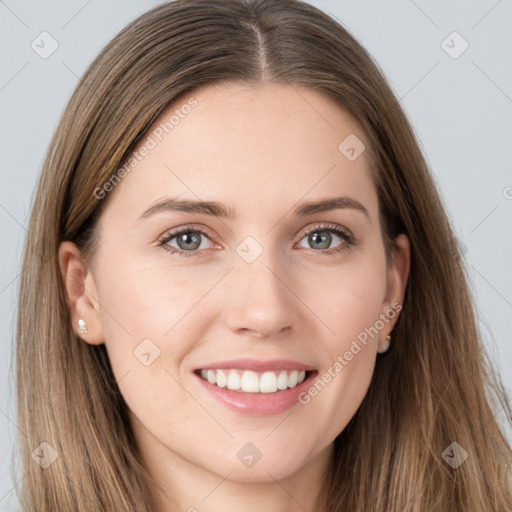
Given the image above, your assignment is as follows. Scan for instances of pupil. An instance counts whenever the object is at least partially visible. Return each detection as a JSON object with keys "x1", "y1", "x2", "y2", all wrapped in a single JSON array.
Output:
[
  {"x1": 311, "y1": 231, "x2": 330, "y2": 249},
  {"x1": 179, "y1": 232, "x2": 200, "y2": 250},
  {"x1": 175, "y1": 231, "x2": 333, "y2": 251}
]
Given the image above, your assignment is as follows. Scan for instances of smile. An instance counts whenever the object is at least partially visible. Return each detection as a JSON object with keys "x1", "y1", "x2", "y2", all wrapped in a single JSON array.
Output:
[
  {"x1": 196, "y1": 368, "x2": 310, "y2": 393},
  {"x1": 192, "y1": 359, "x2": 318, "y2": 416}
]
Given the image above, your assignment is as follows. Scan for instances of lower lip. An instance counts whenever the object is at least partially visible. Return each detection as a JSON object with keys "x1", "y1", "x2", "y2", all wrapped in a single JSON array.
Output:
[{"x1": 193, "y1": 371, "x2": 317, "y2": 416}]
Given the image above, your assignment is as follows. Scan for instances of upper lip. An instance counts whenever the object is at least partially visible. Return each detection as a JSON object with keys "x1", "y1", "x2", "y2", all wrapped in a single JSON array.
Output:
[{"x1": 196, "y1": 358, "x2": 316, "y2": 372}]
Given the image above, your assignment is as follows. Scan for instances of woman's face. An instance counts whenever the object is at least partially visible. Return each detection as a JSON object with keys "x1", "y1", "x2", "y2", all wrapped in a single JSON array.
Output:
[{"x1": 61, "y1": 82, "x2": 409, "y2": 486}]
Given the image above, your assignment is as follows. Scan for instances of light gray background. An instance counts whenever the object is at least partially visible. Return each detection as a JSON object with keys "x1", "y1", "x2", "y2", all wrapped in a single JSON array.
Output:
[{"x1": 1, "y1": 0, "x2": 511, "y2": 509}]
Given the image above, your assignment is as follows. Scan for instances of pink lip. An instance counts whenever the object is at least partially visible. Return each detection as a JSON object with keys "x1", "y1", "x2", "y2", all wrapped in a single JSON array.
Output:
[
  {"x1": 196, "y1": 358, "x2": 316, "y2": 372},
  {"x1": 193, "y1": 363, "x2": 318, "y2": 416}
]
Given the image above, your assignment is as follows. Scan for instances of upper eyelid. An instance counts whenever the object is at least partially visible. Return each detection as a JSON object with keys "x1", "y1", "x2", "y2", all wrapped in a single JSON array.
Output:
[
  {"x1": 158, "y1": 224, "x2": 216, "y2": 243},
  {"x1": 159, "y1": 222, "x2": 353, "y2": 245}
]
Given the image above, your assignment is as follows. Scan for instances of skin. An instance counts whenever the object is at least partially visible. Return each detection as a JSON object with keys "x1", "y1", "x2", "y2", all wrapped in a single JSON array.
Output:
[{"x1": 59, "y1": 81, "x2": 410, "y2": 512}]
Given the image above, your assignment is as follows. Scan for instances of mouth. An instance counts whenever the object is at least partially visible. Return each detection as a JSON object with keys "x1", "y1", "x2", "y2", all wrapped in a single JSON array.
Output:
[
  {"x1": 193, "y1": 368, "x2": 316, "y2": 394},
  {"x1": 192, "y1": 359, "x2": 318, "y2": 415}
]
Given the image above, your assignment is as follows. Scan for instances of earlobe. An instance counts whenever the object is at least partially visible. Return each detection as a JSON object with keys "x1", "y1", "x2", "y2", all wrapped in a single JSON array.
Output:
[{"x1": 58, "y1": 241, "x2": 105, "y2": 345}]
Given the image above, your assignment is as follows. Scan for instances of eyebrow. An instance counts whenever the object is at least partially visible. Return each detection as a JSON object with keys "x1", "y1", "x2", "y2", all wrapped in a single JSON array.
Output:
[{"x1": 139, "y1": 195, "x2": 371, "y2": 223}]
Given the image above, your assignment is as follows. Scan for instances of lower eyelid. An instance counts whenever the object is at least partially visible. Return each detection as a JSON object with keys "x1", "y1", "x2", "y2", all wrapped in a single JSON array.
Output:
[
  {"x1": 160, "y1": 230, "x2": 215, "y2": 250},
  {"x1": 296, "y1": 228, "x2": 352, "y2": 248},
  {"x1": 159, "y1": 225, "x2": 355, "y2": 255}
]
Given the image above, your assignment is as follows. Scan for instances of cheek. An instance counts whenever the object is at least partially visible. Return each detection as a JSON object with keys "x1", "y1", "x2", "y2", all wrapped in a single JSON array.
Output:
[
  {"x1": 325, "y1": 285, "x2": 387, "y2": 353},
  {"x1": 92, "y1": 257, "x2": 205, "y2": 388},
  {"x1": 94, "y1": 254, "x2": 204, "y2": 339},
  {"x1": 310, "y1": 346, "x2": 376, "y2": 443},
  {"x1": 297, "y1": 254, "x2": 386, "y2": 409},
  {"x1": 306, "y1": 256, "x2": 388, "y2": 351},
  {"x1": 298, "y1": 295, "x2": 382, "y2": 445}
]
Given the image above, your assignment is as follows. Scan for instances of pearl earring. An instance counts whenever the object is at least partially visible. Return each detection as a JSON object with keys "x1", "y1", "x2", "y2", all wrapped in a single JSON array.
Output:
[
  {"x1": 78, "y1": 318, "x2": 88, "y2": 334},
  {"x1": 377, "y1": 334, "x2": 391, "y2": 354}
]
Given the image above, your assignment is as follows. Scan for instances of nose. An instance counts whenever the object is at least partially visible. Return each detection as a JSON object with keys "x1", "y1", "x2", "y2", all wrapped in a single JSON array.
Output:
[{"x1": 223, "y1": 252, "x2": 299, "y2": 339}]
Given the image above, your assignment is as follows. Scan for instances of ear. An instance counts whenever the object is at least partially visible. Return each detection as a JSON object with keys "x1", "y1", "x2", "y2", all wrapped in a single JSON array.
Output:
[
  {"x1": 58, "y1": 241, "x2": 104, "y2": 345},
  {"x1": 378, "y1": 233, "x2": 410, "y2": 351}
]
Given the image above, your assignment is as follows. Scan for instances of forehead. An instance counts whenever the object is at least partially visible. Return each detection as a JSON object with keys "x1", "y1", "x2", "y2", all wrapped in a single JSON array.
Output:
[{"x1": 103, "y1": 81, "x2": 377, "y2": 224}]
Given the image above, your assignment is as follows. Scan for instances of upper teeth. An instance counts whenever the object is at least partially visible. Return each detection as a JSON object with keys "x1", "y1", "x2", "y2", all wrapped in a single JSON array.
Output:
[{"x1": 199, "y1": 369, "x2": 307, "y2": 393}]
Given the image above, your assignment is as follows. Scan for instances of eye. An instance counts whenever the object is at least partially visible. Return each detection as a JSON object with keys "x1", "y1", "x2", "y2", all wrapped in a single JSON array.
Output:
[
  {"x1": 158, "y1": 225, "x2": 217, "y2": 258},
  {"x1": 296, "y1": 223, "x2": 356, "y2": 256},
  {"x1": 158, "y1": 222, "x2": 357, "y2": 258}
]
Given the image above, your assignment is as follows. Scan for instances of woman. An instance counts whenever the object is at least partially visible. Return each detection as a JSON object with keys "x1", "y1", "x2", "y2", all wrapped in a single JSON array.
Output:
[{"x1": 15, "y1": 0, "x2": 512, "y2": 510}]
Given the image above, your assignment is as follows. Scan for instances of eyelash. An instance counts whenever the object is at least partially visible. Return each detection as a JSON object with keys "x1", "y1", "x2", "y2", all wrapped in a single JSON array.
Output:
[{"x1": 158, "y1": 222, "x2": 357, "y2": 258}]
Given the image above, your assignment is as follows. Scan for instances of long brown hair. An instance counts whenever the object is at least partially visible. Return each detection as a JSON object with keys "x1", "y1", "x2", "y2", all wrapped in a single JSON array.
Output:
[{"x1": 15, "y1": 0, "x2": 512, "y2": 510}]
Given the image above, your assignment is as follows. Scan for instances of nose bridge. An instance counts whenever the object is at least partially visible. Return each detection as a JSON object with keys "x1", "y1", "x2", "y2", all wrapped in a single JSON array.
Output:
[
  {"x1": 235, "y1": 235, "x2": 289, "y2": 303},
  {"x1": 224, "y1": 234, "x2": 297, "y2": 337}
]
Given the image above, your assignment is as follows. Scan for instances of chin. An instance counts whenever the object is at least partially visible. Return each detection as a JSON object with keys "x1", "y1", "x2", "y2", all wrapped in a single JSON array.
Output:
[{"x1": 212, "y1": 458, "x2": 307, "y2": 483}]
